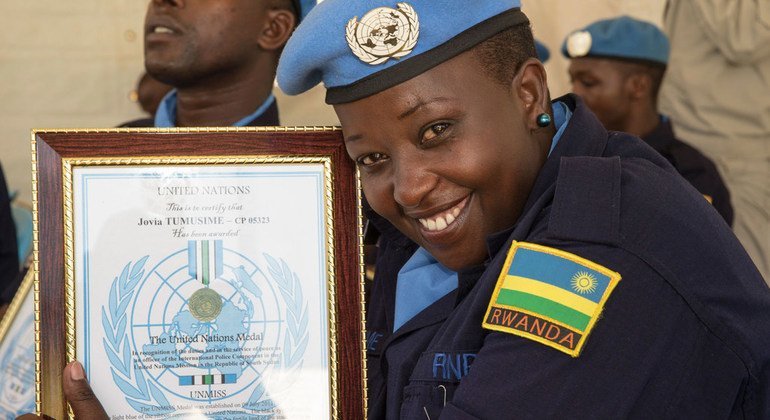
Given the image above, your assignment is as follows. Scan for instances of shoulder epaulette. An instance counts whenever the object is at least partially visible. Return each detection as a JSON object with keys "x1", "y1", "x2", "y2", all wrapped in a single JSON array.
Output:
[{"x1": 549, "y1": 156, "x2": 621, "y2": 245}]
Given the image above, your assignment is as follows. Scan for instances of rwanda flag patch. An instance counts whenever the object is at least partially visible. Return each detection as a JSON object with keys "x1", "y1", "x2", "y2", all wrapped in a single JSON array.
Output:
[{"x1": 482, "y1": 242, "x2": 621, "y2": 357}]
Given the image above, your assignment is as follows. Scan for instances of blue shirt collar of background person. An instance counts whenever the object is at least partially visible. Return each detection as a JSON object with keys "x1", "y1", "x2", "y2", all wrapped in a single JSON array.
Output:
[
  {"x1": 154, "y1": 90, "x2": 278, "y2": 128},
  {"x1": 393, "y1": 100, "x2": 572, "y2": 332}
]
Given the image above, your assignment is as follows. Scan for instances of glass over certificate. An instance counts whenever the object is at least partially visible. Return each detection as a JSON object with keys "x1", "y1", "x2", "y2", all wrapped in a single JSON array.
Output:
[
  {"x1": 74, "y1": 163, "x2": 333, "y2": 418},
  {"x1": 33, "y1": 128, "x2": 364, "y2": 420}
]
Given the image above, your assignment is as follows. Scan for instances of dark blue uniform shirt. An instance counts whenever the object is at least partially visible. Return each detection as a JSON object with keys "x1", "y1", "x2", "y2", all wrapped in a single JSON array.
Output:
[
  {"x1": 0, "y1": 163, "x2": 18, "y2": 302},
  {"x1": 365, "y1": 95, "x2": 770, "y2": 419},
  {"x1": 642, "y1": 117, "x2": 733, "y2": 225}
]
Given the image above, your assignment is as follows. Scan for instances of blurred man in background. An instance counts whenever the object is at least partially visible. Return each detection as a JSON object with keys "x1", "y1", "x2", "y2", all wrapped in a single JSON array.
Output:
[
  {"x1": 535, "y1": 39, "x2": 550, "y2": 63},
  {"x1": 563, "y1": 16, "x2": 733, "y2": 225},
  {"x1": 127, "y1": 72, "x2": 173, "y2": 122},
  {"x1": 124, "y1": 0, "x2": 315, "y2": 128}
]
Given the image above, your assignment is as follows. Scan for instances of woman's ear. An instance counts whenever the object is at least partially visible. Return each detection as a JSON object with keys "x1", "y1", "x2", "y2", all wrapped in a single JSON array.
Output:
[
  {"x1": 257, "y1": 9, "x2": 296, "y2": 51},
  {"x1": 512, "y1": 58, "x2": 550, "y2": 130}
]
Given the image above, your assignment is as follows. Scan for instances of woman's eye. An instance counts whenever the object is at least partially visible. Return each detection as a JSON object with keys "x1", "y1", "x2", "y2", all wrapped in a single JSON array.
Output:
[
  {"x1": 421, "y1": 123, "x2": 450, "y2": 143},
  {"x1": 358, "y1": 152, "x2": 388, "y2": 166}
]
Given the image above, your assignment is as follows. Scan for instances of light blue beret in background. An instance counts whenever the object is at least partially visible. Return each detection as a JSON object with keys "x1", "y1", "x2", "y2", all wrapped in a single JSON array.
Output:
[
  {"x1": 278, "y1": 0, "x2": 530, "y2": 104},
  {"x1": 535, "y1": 39, "x2": 550, "y2": 63},
  {"x1": 560, "y1": 15, "x2": 669, "y2": 65}
]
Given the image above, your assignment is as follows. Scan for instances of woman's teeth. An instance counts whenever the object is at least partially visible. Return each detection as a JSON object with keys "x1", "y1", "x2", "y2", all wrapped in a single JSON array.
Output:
[{"x1": 418, "y1": 201, "x2": 464, "y2": 232}]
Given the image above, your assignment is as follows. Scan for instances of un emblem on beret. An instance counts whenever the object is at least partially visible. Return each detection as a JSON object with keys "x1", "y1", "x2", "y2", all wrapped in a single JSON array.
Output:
[
  {"x1": 346, "y1": 3, "x2": 419, "y2": 65},
  {"x1": 566, "y1": 30, "x2": 592, "y2": 57}
]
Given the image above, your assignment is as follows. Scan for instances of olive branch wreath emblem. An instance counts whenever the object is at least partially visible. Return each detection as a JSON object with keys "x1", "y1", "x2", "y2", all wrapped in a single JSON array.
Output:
[
  {"x1": 101, "y1": 252, "x2": 309, "y2": 416},
  {"x1": 346, "y1": 2, "x2": 420, "y2": 65}
]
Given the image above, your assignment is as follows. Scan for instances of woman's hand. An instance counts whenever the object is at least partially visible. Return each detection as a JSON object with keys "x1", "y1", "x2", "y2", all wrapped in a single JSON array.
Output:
[{"x1": 17, "y1": 361, "x2": 108, "y2": 420}]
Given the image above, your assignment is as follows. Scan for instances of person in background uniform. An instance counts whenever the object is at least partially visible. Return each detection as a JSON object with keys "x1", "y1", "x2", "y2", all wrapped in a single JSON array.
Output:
[
  {"x1": 121, "y1": 0, "x2": 316, "y2": 128},
  {"x1": 0, "y1": 163, "x2": 18, "y2": 307},
  {"x1": 535, "y1": 39, "x2": 550, "y2": 63},
  {"x1": 659, "y1": 0, "x2": 770, "y2": 283},
  {"x1": 563, "y1": 16, "x2": 733, "y2": 225},
  {"x1": 29, "y1": 0, "x2": 770, "y2": 418},
  {"x1": 127, "y1": 72, "x2": 173, "y2": 122}
]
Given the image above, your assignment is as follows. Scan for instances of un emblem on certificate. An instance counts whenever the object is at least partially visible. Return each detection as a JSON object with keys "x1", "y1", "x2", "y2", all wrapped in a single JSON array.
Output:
[
  {"x1": 101, "y1": 240, "x2": 308, "y2": 417},
  {"x1": 0, "y1": 313, "x2": 35, "y2": 417},
  {"x1": 346, "y1": 2, "x2": 419, "y2": 65}
]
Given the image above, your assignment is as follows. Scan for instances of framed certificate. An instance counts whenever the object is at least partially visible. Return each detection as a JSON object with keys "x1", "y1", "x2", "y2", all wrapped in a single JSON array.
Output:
[
  {"x1": 0, "y1": 270, "x2": 36, "y2": 417},
  {"x1": 33, "y1": 128, "x2": 365, "y2": 419}
]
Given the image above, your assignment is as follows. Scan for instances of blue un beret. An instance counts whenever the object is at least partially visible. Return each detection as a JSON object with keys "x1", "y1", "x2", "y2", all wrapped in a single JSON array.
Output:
[
  {"x1": 291, "y1": 0, "x2": 317, "y2": 22},
  {"x1": 561, "y1": 16, "x2": 669, "y2": 66},
  {"x1": 278, "y1": 0, "x2": 528, "y2": 104},
  {"x1": 535, "y1": 39, "x2": 550, "y2": 63}
]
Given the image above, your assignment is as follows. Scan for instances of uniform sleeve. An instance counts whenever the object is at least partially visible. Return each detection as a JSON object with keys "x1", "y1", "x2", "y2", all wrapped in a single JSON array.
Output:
[
  {"x1": 682, "y1": 0, "x2": 770, "y2": 63},
  {"x1": 0, "y1": 165, "x2": 19, "y2": 300},
  {"x1": 672, "y1": 145, "x2": 734, "y2": 226},
  {"x1": 689, "y1": 171, "x2": 733, "y2": 227},
  {"x1": 439, "y1": 251, "x2": 749, "y2": 419}
]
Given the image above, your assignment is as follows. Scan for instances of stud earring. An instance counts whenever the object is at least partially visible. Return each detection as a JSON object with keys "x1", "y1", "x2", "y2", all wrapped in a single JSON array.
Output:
[{"x1": 536, "y1": 113, "x2": 552, "y2": 128}]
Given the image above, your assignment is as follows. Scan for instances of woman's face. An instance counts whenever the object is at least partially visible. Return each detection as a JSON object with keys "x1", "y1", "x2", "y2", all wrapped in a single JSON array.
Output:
[{"x1": 336, "y1": 51, "x2": 550, "y2": 270}]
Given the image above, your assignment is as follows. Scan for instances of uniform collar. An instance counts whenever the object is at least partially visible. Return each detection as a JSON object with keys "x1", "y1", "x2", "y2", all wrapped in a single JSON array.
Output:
[
  {"x1": 154, "y1": 91, "x2": 279, "y2": 128},
  {"x1": 548, "y1": 100, "x2": 573, "y2": 156},
  {"x1": 393, "y1": 247, "x2": 458, "y2": 332}
]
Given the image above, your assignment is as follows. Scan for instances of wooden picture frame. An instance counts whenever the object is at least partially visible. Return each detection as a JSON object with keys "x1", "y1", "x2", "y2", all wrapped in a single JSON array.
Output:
[{"x1": 33, "y1": 127, "x2": 365, "y2": 419}]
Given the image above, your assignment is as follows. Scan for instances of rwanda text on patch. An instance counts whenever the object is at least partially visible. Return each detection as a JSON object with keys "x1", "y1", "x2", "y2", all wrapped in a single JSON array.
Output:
[{"x1": 482, "y1": 242, "x2": 621, "y2": 357}]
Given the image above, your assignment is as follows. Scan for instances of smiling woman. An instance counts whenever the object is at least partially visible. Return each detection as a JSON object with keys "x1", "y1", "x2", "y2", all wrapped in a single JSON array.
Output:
[
  {"x1": 275, "y1": 0, "x2": 770, "y2": 419},
  {"x1": 335, "y1": 50, "x2": 549, "y2": 271}
]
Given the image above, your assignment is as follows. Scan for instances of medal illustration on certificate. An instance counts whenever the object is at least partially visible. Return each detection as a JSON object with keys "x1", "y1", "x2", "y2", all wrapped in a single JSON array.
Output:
[
  {"x1": 73, "y1": 163, "x2": 334, "y2": 418},
  {"x1": 103, "y1": 242, "x2": 307, "y2": 417}
]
